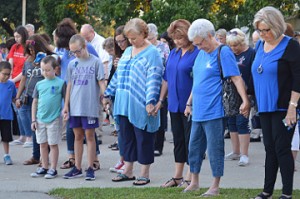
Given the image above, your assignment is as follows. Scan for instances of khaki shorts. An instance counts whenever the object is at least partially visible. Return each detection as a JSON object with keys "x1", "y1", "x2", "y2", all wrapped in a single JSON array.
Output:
[{"x1": 36, "y1": 117, "x2": 62, "y2": 145}]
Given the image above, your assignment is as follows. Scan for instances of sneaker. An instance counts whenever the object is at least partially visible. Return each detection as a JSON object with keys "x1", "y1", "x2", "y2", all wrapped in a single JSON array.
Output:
[
  {"x1": 3, "y1": 155, "x2": 13, "y2": 165},
  {"x1": 109, "y1": 160, "x2": 124, "y2": 173},
  {"x1": 31, "y1": 167, "x2": 48, "y2": 177},
  {"x1": 44, "y1": 169, "x2": 58, "y2": 179},
  {"x1": 23, "y1": 141, "x2": 33, "y2": 148},
  {"x1": 225, "y1": 152, "x2": 240, "y2": 160},
  {"x1": 63, "y1": 166, "x2": 83, "y2": 179},
  {"x1": 102, "y1": 119, "x2": 110, "y2": 126},
  {"x1": 9, "y1": 140, "x2": 24, "y2": 146},
  {"x1": 238, "y1": 155, "x2": 249, "y2": 166},
  {"x1": 85, "y1": 167, "x2": 95, "y2": 181},
  {"x1": 116, "y1": 164, "x2": 125, "y2": 174}
]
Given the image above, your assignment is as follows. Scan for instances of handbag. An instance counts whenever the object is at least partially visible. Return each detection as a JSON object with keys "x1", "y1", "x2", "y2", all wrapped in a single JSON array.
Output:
[
  {"x1": 251, "y1": 114, "x2": 261, "y2": 129},
  {"x1": 217, "y1": 45, "x2": 242, "y2": 117}
]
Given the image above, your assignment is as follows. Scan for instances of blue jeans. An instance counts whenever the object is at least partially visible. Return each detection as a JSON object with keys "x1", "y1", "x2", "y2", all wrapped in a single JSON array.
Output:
[
  {"x1": 189, "y1": 118, "x2": 225, "y2": 177},
  {"x1": 66, "y1": 121, "x2": 100, "y2": 155},
  {"x1": 32, "y1": 131, "x2": 40, "y2": 160},
  {"x1": 18, "y1": 99, "x2": 33, "y2": 137},
  {"x1": 12, "y1": 103, "x2": 25, "y2": 136}
]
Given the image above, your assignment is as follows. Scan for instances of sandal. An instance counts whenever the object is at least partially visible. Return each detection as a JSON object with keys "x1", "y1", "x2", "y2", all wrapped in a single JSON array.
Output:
[
  {"x1": 60, "y1": 158, "x2": 75, "y2": 169},
  {"x1": 108, "y1": 141, "x2": 118, "y2": 149},
  {"x1": 178, "y1": 180, "x2": 191, "y2": 188},
  {"x1": 85, "y1": 160, "x2": 101, "y2": 172},
  {"x1": 279, "y1": 195, "x2": 292, "y2": 199},
  {"x1": 112, "y1": 173, "x2": 136, "y2": 182},
  {"x1": 254, "y1": 192, "x2": 272, "y2": 199},
  {"x1": 133, "y1": 177, "x2": 150, "y2": 186},
  {"x1": 161, "y1": 177, "x2": 183, "y2": 187}
]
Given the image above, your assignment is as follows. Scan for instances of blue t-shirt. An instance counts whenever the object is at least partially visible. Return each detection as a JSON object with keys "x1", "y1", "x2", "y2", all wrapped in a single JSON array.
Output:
[
  {"x1": 235, "y1": 47, "x2": 255, "y2": 88},
  {"x1": 33, "y1": 77, "x2": 66, "y2": 123},
  {"x1": 192, "y1": 45, "x2": 240, "y2": 121},
  {"x1": 0, "y1": 80, "x2": 16, "y2": 120},
  {"x1": 59, "y1": 43, "x2": 99, "y2": 82},
  {"x1": 164, "y1": 46, "x2": 199, "y2": 113},
  {"x1": 251, "y1": 36, "x2": 290, "y2": 112}
]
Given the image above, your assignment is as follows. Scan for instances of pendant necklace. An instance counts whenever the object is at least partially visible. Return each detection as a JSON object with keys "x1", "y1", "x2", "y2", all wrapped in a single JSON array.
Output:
[{"x1": 257, "y1": 51, "x2": 267, "y2": 74}]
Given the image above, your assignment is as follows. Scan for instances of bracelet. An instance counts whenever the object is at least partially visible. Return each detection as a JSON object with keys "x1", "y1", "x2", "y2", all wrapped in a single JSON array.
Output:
[
  {"x1": 159, "y1": 98, "x2": 164, "y2": 103},
  {"x1": 16, "y1": 98, "x2": 20, "y2": 100},
  {"x1": 290, "y1": 101, "x2": 298, "y2": 108},
  {"x1": 31, "y1": 121, "x2": 36, "y2": 123},
  {"x1": 186, "y1": 104, "x2": 192, "y2": 107}
]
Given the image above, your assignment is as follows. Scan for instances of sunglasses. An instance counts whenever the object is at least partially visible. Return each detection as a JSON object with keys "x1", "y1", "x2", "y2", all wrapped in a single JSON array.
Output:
[
  {"x1": 228, "y1": 31, "x2": 238, "y2": 36},
  {"x1": 26, "y1": 40, "x2": 35, "y2": 45}
]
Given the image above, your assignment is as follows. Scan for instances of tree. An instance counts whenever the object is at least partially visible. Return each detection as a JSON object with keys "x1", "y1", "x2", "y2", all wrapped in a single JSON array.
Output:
[
  {"x1": 0, "y1": 0, "x2": 41, "y2": 36},
  {"x1": 38, "y1": 0, "x2": 89, "y2": 35}
]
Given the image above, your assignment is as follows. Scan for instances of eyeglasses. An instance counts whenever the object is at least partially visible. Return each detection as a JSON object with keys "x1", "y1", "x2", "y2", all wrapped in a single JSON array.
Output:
[
  {"x1": 1, "y1": 72, "x2": 10, "y2": 77},
  {"x1": 195, "y1": 38, "x2": 205, "y2": 47},
  {"x1": 26, "y1": 40, "x2": 35, "y2": 45},
  {"x1": 256, "y1": 29, "x2": 271, "y2": 34},
  {"x1": 116, "y1": 39, "x2": 126, "y2": 45},
  {"x1": 69, "y1": 48, "x2": 83, "y2": 56}
]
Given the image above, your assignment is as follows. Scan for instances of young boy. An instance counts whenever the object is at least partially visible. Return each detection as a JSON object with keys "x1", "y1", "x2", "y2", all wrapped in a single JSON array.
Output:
[
  {"x1": 30, "y1": 56, "x2": 66, "y2": 179},
  {"x1": 0, "y1": 61, "x2": 16, "y2": 165},
  {"x1": 62, "y1": 34, "x2": 106, "y2": 181}
]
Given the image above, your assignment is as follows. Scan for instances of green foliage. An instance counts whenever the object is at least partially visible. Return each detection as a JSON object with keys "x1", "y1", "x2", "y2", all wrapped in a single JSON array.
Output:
[
  {"x1": 38, "y1": 0, "x2": 89, "y2": 35},
  {"x1": 0, "y1": 0, "x2": 40, "y2": 36},
  {"x1": 50, "y1": 187, "x2": 300, "y2": 199}
]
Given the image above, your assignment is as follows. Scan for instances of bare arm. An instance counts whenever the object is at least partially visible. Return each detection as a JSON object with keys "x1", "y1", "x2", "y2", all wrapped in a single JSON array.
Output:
[
  {"x1": 184, "y1": 92, "x2": 193, "y2": 117},
  {"x1": 231, "y1": 75, "x2": 250, "y2": 117},
  {"x1": 62, "y1": 81, "x2": 71, "y2": 121},
  {"x1": 15, "y1": 75, "x2": 26, "y2": 108},
  {"x1": 153, "y1": 80, "x2": 168, "y2": 114},
  {"x1": 31, "y1": 98, "x2": 38, "y2": 131},
  {"x1": 285, "y1": 91, "x2": 300, "y2": 127}
]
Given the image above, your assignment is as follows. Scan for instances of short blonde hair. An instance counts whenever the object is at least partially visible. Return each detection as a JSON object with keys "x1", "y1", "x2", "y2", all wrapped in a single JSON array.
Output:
[
  {"x1": 253, "y1": 6, "x2": 286, "y2": 39},
  {"x1": 124, "y1": 18, "x2": 148, "y2": 38},
  {"x1": 69, "y1": 34, "x2": 86, "y2": 47},
  {"x1": 226, "y1": 28, "x2": 248, "y2": 46}
]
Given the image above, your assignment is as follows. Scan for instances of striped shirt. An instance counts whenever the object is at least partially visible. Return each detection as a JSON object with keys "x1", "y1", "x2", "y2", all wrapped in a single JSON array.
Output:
[{"x1": 105, "y1": 45, "x2": 163, "y2": 132}]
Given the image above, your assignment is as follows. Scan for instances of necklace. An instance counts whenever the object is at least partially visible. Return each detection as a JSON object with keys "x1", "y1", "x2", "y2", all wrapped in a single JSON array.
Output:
[{"x1": 257, "y1": 51, "x2": 269, "y2": 74}]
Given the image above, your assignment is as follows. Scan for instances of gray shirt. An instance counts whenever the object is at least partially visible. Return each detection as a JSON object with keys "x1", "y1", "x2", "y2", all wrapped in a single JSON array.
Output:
[
  {"x1": 67, "y1": 54, "x2": 104, "y2": 117},
  {"x1": 22, "y1": 61, "x2": 44, "y2": 97}
]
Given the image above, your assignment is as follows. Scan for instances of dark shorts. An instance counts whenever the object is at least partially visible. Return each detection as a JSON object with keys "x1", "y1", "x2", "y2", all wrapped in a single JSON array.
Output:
[
  {"x1": 227, "y1": 114, "x2": 250, "y2": 134},
  {"x1": 0, "y1": 120, "x2": 13, "y2": 142},
  {"x1": 69, "y1": 116, "x2": 99, "y2": 129}
]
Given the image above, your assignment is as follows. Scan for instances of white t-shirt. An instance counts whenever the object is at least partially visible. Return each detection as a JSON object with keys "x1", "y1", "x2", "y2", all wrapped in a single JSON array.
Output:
[{"x1": 91, "y1": 33, "x2": 110, "y2": 64}]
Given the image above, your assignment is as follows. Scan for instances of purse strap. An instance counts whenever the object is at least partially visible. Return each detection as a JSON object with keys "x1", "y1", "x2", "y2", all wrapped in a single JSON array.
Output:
[{"x1": 217, "y1": 44, "x2": 225, "y2": 80}]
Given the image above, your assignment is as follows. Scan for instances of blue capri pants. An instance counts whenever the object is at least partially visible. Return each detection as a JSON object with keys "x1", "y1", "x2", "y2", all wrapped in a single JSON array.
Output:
[
  {"x1": 189, "y1": 118, "x2": 225, "y2": 177},
  {"x1": 227, "y1": 114, "x2": 250, "y2": 134}
]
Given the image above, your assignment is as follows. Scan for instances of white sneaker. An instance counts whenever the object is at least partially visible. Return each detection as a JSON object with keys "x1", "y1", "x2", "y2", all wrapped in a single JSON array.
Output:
[
  {"x1": 109, "y1": 160, "x2": 124, "y2": 173},
  {"x1": 225, "y1": 152, "x2": 240, "y2": 160},
  {"x1": 238, "y1": 155, "x2": 249, "y2": 166},
  {"x1": 9, "y1": 140, "x2": 24, "y2": 146},
  {"x1": 116, "y1": 164, "x2": 125, "y2": 174},
  {"x1": 23, "y1": 141, "x2": 33, "y2": 148}
]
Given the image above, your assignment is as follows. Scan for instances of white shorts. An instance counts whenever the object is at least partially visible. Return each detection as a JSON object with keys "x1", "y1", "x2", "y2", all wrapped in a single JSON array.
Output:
[
  {"x1": 291, "y1": 123, "x2": 300, "y2": 151},
  {"x1": 36, "y1": 117, "x2": 62, "y2": 145}
]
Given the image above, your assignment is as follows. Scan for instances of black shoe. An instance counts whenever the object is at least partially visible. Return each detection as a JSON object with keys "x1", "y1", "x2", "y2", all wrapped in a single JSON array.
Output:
[
  {"x1": 224, "y1": 133, "x2": 230, "y2": 139},
  {"x1": 250, "y1": 137, "x2": 261, "y2": 142},
  {"x1": 154, "y1": 150, "x2": 162, "y2": 156}
]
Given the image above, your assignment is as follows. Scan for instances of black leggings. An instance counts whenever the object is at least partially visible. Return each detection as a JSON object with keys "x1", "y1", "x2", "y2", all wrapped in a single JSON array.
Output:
[{"x1": 260, "y1": 112, "x2": 294, "y2": 195}]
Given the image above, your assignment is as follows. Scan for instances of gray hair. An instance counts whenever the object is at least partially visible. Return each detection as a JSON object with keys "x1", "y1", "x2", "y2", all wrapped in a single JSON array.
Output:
[
  {"x1": 147, "y1": 23, "x2": 158, "y2": 36},
  {"x1": 103, "y1": 37, "x2": 114, "y2": 49},
  {"x1": 216, "y1": 28, "x2": 227, "y2": 37},
  {"x1": 188, "y1": 19, "x2": 215, "y2": 41},
  {"x1": 253, "y1": 6, "x2": 286, "y2": 39},
  {"x1": 227, "y1": 28, "x2": 248, "y2": 46},
  {"x1": 25, "y1": 24, "x2": 35, "y2": 32}
]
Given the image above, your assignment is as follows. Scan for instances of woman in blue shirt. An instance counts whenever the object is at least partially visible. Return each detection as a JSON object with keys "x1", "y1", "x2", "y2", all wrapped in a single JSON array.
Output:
[
  {"x1": 104, "y1": 18, "x2": 163, "y2": 186},
  {"x1": 252, "y1": 7, "x2": 300, "y2": 199},
  {"x1": 185, "y1": 19, "x2": 250, "y2": 196},
  {"x1": 156, "y1": 19, "x2": 199, "y2": 188}
]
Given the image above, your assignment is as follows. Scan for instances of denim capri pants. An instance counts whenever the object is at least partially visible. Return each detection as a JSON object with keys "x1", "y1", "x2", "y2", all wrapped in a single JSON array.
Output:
[{"x1": 227, "y1": 114, "x2": 250, "y2": 134}]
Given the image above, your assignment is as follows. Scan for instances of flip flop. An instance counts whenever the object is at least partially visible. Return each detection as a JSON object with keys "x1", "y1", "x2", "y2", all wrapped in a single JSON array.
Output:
[
  {"x1": 112, "y1": 173, "x2": 136, "y2": 182},
  {"x1": 133, "y1": 177, "x2": 150, "y2": 186},
  {"x1": 200, "y1": 191, "x2": 219, "y2": 197}
]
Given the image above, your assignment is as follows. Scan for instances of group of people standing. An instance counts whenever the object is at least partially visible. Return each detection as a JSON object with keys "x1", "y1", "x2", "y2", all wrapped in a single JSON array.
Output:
[{"x1": 0, "y1": 5, "x2": 299, "y2": 199}]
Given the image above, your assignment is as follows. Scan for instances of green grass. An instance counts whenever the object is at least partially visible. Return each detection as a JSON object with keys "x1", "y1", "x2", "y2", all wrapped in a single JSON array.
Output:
[{"x1": 50, "y1": 187, "x2": 300, "y2": 199}]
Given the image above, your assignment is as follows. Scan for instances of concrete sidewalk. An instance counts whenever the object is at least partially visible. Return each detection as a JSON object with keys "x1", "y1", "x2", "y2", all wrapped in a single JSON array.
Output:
[{"x1": 0, "y1": 124, "x2": 299, "y2": 198}]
